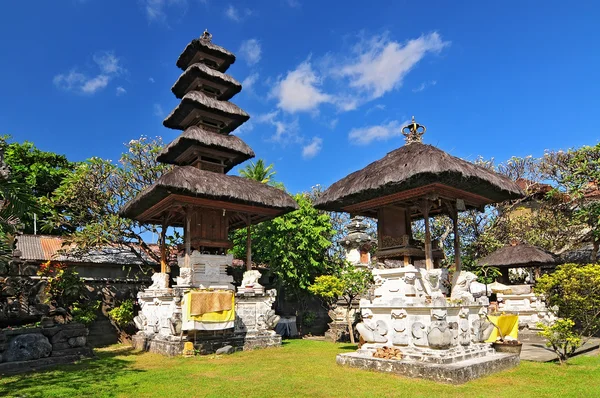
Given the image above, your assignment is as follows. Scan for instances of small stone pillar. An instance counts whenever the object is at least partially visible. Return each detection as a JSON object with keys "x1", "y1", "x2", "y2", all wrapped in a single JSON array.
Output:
[{"x1": 341, "y1": 216, "x2": 375, "y2": 268}]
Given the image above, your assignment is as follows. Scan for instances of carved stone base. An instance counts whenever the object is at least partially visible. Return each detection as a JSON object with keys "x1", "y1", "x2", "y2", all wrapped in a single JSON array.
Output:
[
  {"x1": 131, "y1": 333, "x2": 281, "y2": 356},
  {"x1": 337, "y1": 351, "x2": 520, "y2": 384}
]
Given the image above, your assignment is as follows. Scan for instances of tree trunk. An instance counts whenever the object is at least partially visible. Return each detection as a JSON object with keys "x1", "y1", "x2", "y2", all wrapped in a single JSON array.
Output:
[{"x1": 347, "y1": 308, "x2": 355, "y2": 344}]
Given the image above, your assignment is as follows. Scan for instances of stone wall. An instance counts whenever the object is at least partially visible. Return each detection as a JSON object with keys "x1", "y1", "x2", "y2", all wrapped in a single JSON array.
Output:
[{"x1": 0, "y1": 323, "x2": 94, "y2": 375}]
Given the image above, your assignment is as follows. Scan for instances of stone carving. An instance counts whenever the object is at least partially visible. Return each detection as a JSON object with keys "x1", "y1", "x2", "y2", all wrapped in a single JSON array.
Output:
[
  {"x1": 168, "y1": 314, "x2": 182, "y2": 335},
  {"x1": 391, "y1": 309, "x2": 409, "y2": 346},
  {"x1": 237, "y1": 270, "x2": 265, "y2": 294},
  {"x1": 428, "y1": 320, "x2": 453, "y2": 349},
  {"x1": 149, "y1": 273, "x2": 169, "y2": 290},
  {"x1": 411, "y1": 321, "x2": 428, "y2": 346},
  {"x1": 419, "y1": 268, "x2": 444, "y2": 298},
  {"x1": 471, "y1": 308, "x2": 494, "y2": 343},
  {"x1": 262, "y1": 309, "x2": 280, "y2": 330},
  {"x1": 356, "y1": 320, "x2": 388, "y2": 343},
  {"x1": 4, "y1": 333, "x2": 52, "y2": 362},
  {"x1": 458, "y1": 307, "x2": 471, "y2": 346},
  {"x1": 451, "y1": 271, "x2": 479, "y2": 302}
]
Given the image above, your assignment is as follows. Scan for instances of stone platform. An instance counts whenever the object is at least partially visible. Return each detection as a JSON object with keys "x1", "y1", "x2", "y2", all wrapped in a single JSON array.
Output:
[
  {"x1": 337, "y1": 351, "x2": 520, "y2": 384},
  {"x1": 132, "y1": 333, "x2": 281, "y2": 356}
]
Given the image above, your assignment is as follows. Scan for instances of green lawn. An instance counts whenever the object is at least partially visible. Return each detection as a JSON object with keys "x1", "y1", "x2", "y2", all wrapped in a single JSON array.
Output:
[{"x1": 1, "y1": 340, "x2": 598, "y2": 398}]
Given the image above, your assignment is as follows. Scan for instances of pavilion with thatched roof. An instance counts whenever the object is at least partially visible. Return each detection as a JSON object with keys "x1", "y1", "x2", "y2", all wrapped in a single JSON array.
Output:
[
  {"x1": 478, "y1": 243, "x2": 556, "y2": 283},
  {"x1": 120, "y1": 30, "x2": 298, "y2": 274},
  {"x1": 315, "y1": 117, "x2": 524, "y2": 272}
]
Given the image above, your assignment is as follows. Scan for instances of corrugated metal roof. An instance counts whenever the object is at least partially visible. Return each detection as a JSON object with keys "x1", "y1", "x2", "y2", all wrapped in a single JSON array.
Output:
[{"x1": 15, "y1": 234, "x2": 158, "y2": 265}]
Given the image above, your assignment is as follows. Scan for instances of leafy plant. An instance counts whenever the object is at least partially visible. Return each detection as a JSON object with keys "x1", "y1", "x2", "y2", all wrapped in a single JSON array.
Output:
[
  {"x1": 301, "y1": 311, "x2": 317, "y2": 328},
  {"x1": 37, "y1": 261, "x2": 86, "y2": 309},
  {"x1": 537, "y1": 319, "x2": 582, "y2": 364},
  {"x1": 535, "y1": 263, "x2": 600, "y2": 338},
  {"x1": 71, "y1": 300, "x2": 101, "y2": 326},
  {"x1": 108, "y1": 299, "x2": 135, "y2": 328}
]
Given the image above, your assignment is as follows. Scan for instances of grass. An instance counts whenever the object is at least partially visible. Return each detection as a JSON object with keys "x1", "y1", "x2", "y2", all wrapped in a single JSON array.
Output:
[{"x1": 1, "y1": 340, "x2": 598, "y2": 398}]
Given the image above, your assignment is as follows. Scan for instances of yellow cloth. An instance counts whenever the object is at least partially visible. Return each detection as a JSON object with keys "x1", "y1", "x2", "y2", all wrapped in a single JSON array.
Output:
[
  {"x1": 189, "y1": 290, "x2": 233, "y2": 315},
  {"x1": 185, "y1": 291, "x2": 235, "y2": 323},
  {"x1": 486, "y1": 315, "x2": 519, "y2": 342}
]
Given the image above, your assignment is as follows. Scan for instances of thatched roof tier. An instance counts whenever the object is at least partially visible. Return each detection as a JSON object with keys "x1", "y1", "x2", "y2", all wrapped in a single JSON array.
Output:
[
  {"x1": 177, "y1": 37, "x2": 235, "y2": 72},
  {"x1": 119, "y1": 166, "x2": 298, "y2": 229},
  {"x1": 172, "y1": 63, "x2": 242, "y2": 101},
  {"x1": 163, "y1": 90, "x2": 249, "y2": 134},
  {"x1": 478, "y1": 244, "x2": 556, "y2": 268},
  {"x1": 314, "y1": 143, "x2": 523, "y2": 215},
  {"x1": 157, "y1": 126, "x2": 254, "y2": 172}
]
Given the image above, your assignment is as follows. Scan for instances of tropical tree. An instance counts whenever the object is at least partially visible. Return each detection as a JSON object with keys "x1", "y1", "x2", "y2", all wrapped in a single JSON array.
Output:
[
  {"x1": 2, "y1": 138, "x2": 76, "y2": 235},
  {"x1": 43, "y1": 136, "x2": 171, "y2": 267},
  {"x1": 239, "y1": 159, "x2": 276, "y2": 184}
]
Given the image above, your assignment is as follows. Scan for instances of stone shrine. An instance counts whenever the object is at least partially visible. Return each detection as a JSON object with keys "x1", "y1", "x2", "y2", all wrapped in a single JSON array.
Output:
[
  {"x1": 315, "y1": 118, "x2": 524, "y2": 383},
  {"x1": 120, "y1": 30, "x2": 298, "y2": 356}
]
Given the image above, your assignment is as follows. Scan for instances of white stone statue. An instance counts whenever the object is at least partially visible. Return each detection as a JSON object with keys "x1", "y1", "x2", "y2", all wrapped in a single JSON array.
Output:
[
  {"x1": 418, "y1": 268, "x2": 444, "y2": 299},
  {"x1": 451, "y1": 271, "x2": 479, "y2": 302},
  {"x1": 149, "y1": 272, "x2": 169, "y2": 290},
  {"x1": 241, "y1": 270, "x2": 262, "y2": 287}
]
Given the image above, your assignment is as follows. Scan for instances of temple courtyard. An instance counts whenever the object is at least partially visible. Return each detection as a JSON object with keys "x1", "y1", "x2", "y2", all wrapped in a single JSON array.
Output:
[{"x1": 2, "y1": 340, "x2": 599, "y2": 398}]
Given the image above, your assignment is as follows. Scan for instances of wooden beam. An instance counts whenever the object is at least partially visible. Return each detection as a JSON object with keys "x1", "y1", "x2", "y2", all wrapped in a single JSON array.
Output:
[
  {"x1": 419, "y1": 200, "x2": 433, "y2": 270},
  {"x1": 184, "y1": 207, "x2": 191, "y2": 268},
  {"x1": 160, "y1": 217, "x2": 168, "y2": 274},
  {"x1": 342, "y1": 183, "x2": 492, "y2": 214}
]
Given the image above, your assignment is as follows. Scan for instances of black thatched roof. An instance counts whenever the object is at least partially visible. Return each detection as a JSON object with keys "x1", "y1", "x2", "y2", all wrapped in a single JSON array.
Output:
[
  {"x1": 478, "y1": 244, "x2": 556, "y2": 268},
  {"x1": 119, "y1": 166, "x2": 298, "y2": 222},
  {"x1": 157, "y1": 126, "x2": 254, "y2": 172},
  {"x1": 177, "y1": 38, "x2": 236, "y2": 72},
  {"x1": 163, "y1": 90, "x2": 250, "y2": 134},
  {"x1": 314, "y1": 142, "x2": 524, "y2": 211},
  {"x1": 172, "y1": 63, "x2": 242, "y2": 101}
]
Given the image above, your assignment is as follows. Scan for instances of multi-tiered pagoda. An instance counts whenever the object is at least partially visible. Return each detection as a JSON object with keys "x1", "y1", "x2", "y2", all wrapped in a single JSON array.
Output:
[{"x1": 120, "y1": 31, "x2": 297, "y2": 356}]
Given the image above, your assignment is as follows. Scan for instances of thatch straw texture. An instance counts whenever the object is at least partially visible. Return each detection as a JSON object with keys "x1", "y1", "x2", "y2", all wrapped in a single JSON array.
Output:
[
  {"x1": 157, "y1": 126, "x2": 254, "y2": 171},
  {"x1": 478, "y1": 244, "x2": 556, "y2": 268},
  {"x1": 119, "y1": 166, "x2": 298, "y2": 220},
  {"x1": 177, "y1": 38, "x2": 235, "y2": 72},
  {"x1": 314, "y1": 143, "x2": 524, "y2": 211},
  {"x1": 172, "y1": 63, "x2": 242, "y2": 101},
  {"x1": 163, "y1": 90, "x2": 250, "y2": 133}
]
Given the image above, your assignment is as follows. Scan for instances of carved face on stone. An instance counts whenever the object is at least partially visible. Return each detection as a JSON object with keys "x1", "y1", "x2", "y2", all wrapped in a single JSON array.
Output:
[{"x1": 391, "y1": 309, "x2": 408, "y2": 319}]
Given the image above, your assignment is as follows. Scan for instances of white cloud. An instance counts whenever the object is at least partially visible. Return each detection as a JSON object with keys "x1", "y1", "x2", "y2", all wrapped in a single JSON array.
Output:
[
  {"x1": 116, "y1": 86, "x2": 127, "y2": 96},
  {"x1": 143, "y1": 0, "x2": 187, "y2": 22},
  {"x1": 302, "y1": 137, "x2": 322, "y2": 159},
  {"x1": 242, "y1": 72, "x2": 259, "y2": 92},
  {"x1": 53, "y1": 51, "x2": 124, "y2": 95},
  {"x1": 270, "y1": 61, "x2": 332, "y2": 113},
  {"x1": 239, "y1": 39, "x2": 262, "y2": 66},
  {"x1": 233, "y1": 120, "x2": 254, "y2": 135},
  {"x1": 340, "y1": 32, "x2": 449, "y2": 99},
  {"x1": 149, "y1": 77, "x2": 155, "y2": 83},
  {"x1": 81, "y1": 75, "x2": 109, "y2": 94},
  {"x1": 328, "y1": 118, "x2": 338, "y2": 129},
  {"x1": 286, "y1": 0, "x2": 301, "y2": 7},
  {"x1": 225, "y1": 5, "x2": 252, "y2": 22},
  {"x1": 154, "y1": 104, "x2": 165, "y2": 118},
  {"x1": 412, "y1": 80, "x2": 437, "y2": 93},
  {"x1": 93, "y1": 51, "x2": 122, "y2": 74},
  {"x1": 255, "y1": 110, "x2": 300, "y2": 142},
  {"x1": 348, "y1": 120, "x2": 409, "y2": 145}
]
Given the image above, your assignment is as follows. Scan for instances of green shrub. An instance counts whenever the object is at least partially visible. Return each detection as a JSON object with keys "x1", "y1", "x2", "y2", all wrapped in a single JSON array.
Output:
[
  {"x1": 537, "y1": 319, "x2": 582, "y2": 364},
  {"x1": 108, "y1": 299, "x2": 135, "y2": 327},
  {"x1": 71, "y1": 300, "x2": 101, "y2": 326}
]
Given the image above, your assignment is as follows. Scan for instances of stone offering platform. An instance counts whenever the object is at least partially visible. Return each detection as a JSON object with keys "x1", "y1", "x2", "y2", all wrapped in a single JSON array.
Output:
[
  {"x1": 132, "y1": 333, "x2": 281, "y2": 356},
  {"x1": 337, "y1": 351, "x2": 520, "y2": 384}
]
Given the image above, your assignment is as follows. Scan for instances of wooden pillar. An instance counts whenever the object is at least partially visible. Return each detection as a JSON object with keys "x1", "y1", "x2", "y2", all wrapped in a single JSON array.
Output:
[
  {"x1": 451, "y1": 207, "x2": 461, "y2": 275},
  {"x1": 160, "y1": 217, "x2": 168, "y2": 274},
  {"x1": 246, "y1": 214, "x2": 252, "y2": 271},
  {"x1": 420, "y1": 200, "x2": 433, "y2": 270},
  {"x1": 184, "y1": 207, "x2": 191, "y2": 268}
]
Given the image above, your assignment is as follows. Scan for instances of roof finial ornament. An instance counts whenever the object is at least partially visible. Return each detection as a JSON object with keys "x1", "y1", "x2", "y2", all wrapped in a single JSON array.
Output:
[
  {"x1": 200, "y1": 29, "x2": 212, "y2": 43},
  {"x1": 402, "y1": 116, "x2": 426, "y2": 145}
]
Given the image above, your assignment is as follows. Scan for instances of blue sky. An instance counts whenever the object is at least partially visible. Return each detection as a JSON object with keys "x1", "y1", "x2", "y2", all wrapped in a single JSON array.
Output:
[{"x1": 1, "y1": 1, "x2": 599, "y2": 195}]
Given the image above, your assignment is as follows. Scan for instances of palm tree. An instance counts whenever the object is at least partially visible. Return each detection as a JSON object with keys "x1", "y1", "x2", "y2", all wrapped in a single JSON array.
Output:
[{"x1": 239, "y1": 159, "x2": 276, "y2": 184}]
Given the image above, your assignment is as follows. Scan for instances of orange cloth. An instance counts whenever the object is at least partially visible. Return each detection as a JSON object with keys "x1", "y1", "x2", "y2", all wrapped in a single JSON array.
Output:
[{"x1": 189, "y1": 290, "x2": 233, "y2": 316}]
